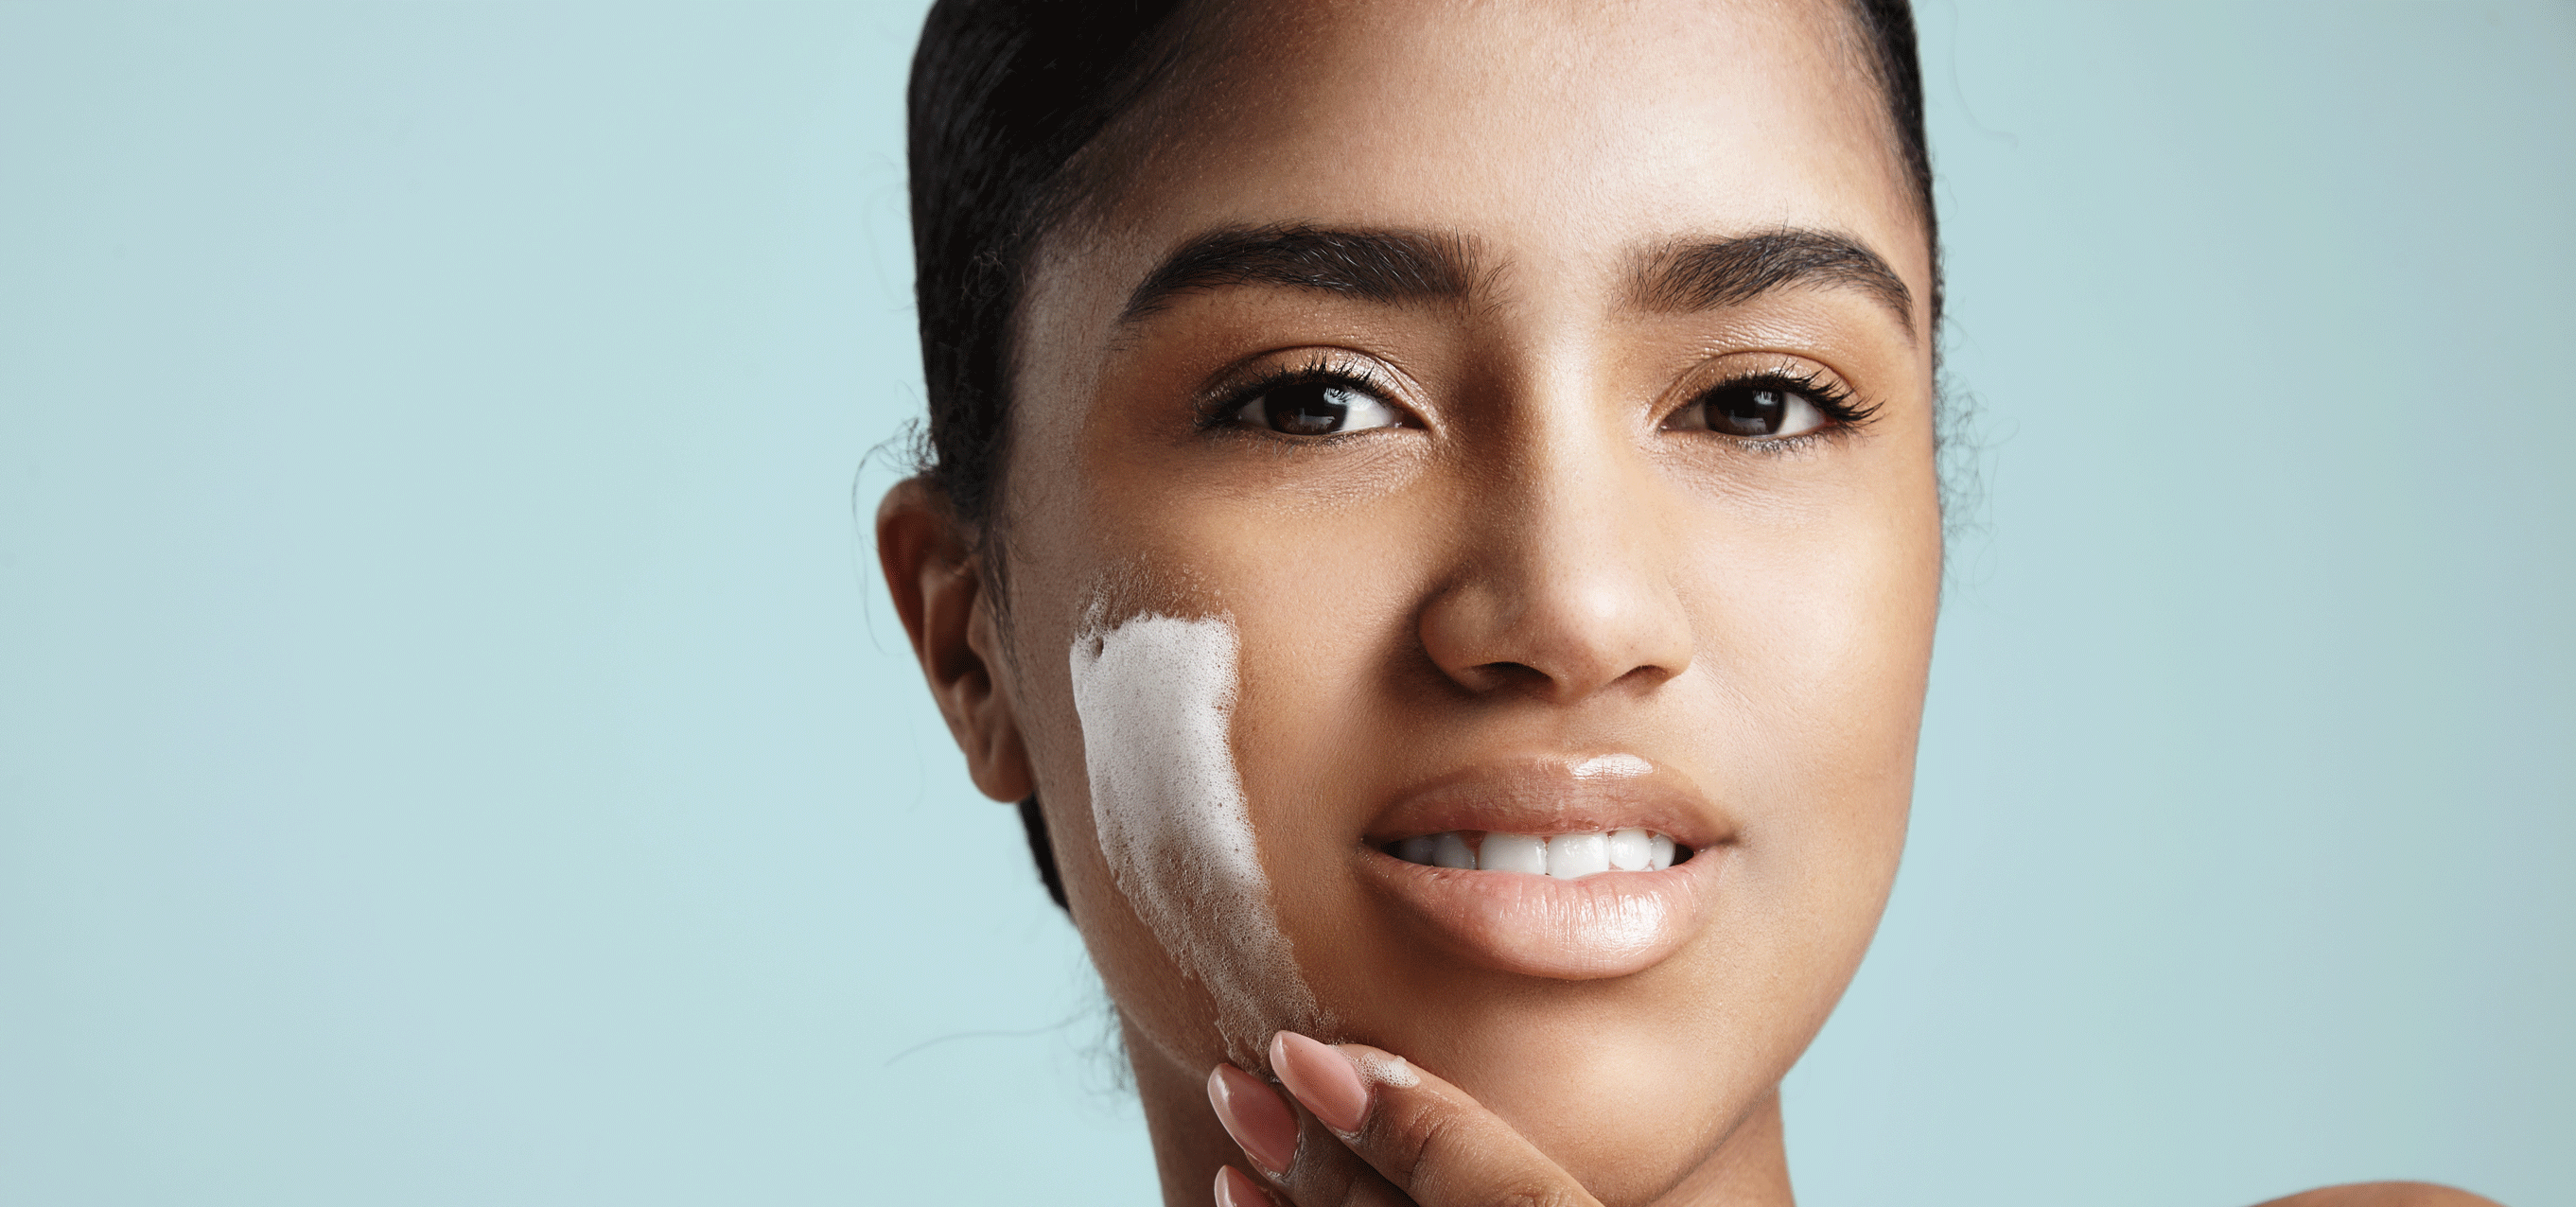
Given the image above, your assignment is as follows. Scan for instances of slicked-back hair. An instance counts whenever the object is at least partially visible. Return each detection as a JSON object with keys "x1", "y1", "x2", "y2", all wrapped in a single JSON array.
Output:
[
  {"x1": 1848, "y1": 0, "x2": 1939, "y2": 325},
  {"x1": 906, "y1": 0, "x2": 1187, "y2": 539}
]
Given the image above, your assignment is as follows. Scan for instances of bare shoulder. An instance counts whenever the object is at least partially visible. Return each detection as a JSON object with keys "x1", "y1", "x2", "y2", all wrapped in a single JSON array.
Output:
[{"x1": 2252, "y1": 1182, "x2": 2505, "y2": 1207}]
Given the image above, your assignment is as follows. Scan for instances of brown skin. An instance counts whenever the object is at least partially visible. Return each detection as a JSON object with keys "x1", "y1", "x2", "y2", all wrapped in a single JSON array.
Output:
[
  {"x1": 879, "y1": 2, "x2": 2503, "y2": 1205},
  {"x1": 2252, "y1": 1189, "x2": 2501, "y2": 1207}
]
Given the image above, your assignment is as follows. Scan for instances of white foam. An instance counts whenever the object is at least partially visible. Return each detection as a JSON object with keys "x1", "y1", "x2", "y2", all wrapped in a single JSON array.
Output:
[
  {"x1": 1069, "y1": 612, "x2": 1322, "y2": 1067},
  {"x1": 1357, "y1": 1053, "x2": 1420, "y2": 1089}
]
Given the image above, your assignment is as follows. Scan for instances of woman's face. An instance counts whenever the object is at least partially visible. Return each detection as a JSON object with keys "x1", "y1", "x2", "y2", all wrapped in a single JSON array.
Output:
[{"x1": 951, "y1": 0, "x2": 1936, "y2": 1198}]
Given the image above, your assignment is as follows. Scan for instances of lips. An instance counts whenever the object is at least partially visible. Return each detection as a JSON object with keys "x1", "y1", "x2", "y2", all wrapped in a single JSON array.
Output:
[{"x1": 1355, "y1": 755, "x2": 1730, "y2": 981}]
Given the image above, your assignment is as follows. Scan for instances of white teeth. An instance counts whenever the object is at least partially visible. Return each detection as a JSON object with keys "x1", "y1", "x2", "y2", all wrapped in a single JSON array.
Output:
[
  {"x1": 1479, "y1": 831, "x2": 1549, "y2": 875},
  {"x1": 1386, "y1": 829, "x2": 1684, "y2": 878},
  {"x1": 1546, "y1": 832, "x2": 1608, "y2": 879},
  {"x1": 1606, "y1": 828, "x2": 1652, "y2": 871}
]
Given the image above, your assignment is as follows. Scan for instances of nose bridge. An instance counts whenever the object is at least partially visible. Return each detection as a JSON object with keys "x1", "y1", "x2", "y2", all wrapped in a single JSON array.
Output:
[{"x1": 1420, "y1": 358, "x2": 1696, "y2": 701}]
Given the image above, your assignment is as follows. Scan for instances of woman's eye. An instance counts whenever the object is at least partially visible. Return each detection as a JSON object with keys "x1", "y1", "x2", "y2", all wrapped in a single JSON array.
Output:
[
  {"x1": 1227, "y1": 380, "x2": 1407, "y2": 436},
  {"x1": 1665, "y1": 384, "x2": 1831, "y2": 439}
]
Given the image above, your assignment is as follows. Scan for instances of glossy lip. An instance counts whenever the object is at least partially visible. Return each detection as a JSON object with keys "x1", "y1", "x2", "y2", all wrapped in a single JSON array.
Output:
[{"x1": 1356, "y1": 755, "x2": 1733, "y2": 981}]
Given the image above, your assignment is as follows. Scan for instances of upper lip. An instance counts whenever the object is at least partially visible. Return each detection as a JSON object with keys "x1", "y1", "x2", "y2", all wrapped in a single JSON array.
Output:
[{"x1": 1361, "y1": 754, "x2": 1732, "y2": 852}]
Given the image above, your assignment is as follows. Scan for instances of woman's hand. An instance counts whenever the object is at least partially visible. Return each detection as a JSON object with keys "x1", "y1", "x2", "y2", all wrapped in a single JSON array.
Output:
[{"x1": 1205, "y1": 1031, "x2": 1604, "y2": 1207}]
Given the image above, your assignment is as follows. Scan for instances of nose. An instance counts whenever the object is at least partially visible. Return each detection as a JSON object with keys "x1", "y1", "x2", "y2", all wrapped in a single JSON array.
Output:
[{"x1": 1417, "y1": 423, "x2": 1696, "y2": 703}]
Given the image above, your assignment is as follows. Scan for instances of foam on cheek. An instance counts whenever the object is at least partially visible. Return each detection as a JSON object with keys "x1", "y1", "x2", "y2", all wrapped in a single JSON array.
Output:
[{"x1": 1069, "y1": 612, "x2": 1323, "y2": 1067}]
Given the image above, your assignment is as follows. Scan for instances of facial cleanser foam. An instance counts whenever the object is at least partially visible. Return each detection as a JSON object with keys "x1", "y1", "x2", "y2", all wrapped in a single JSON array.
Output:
[{"x1": 1069, "y1": 612, "x2": 1320, "y2": 1067}]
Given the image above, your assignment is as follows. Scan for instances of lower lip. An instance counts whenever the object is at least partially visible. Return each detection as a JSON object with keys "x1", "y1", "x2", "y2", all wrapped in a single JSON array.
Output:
[{"x1": 1355, "y1": 845, "x2": 1723, "y2": 980}]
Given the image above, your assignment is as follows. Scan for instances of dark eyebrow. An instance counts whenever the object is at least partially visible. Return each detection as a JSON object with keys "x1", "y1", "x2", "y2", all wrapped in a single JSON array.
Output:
[
  {"x1": 1118, "y1": 224, "x2": 1476, "y2": 324},
  {"x1": 1628, "y1": 229, "x2": 1916, "y2": 338}
]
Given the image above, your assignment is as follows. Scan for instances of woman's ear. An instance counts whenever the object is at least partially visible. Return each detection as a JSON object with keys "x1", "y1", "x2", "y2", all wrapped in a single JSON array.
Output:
[{"x1": 875, "y1": 478, "x2": 1036, "y2": 803}]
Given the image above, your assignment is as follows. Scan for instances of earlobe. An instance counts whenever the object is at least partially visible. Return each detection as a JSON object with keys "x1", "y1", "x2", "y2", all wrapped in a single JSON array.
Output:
[{"x1": 875, "y1": 478, "x2": 1036, "y2": 804}]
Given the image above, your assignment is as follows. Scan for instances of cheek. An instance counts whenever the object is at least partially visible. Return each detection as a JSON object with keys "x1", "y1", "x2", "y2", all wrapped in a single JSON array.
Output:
[
  {"x1": 1059, "y1": 610, "x2": 1333, "y2": 1071},
  {"x1": 1710, "y1": 471, "x2": 1939, "y2": 937}
]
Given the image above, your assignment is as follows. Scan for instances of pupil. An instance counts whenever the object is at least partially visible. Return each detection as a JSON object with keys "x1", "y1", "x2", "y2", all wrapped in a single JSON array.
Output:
[
  {"x1": 1713, "y1": 388, "x2": 1787, "y2": 436},
  {"x1": 1266, "y1": 383, "x2": 1350, "y2": 435}
]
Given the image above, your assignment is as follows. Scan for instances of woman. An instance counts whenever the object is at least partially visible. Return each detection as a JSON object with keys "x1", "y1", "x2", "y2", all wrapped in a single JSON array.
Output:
[{"x1": 875, "y1": 2, "x2": 2499, "y2": 1204}]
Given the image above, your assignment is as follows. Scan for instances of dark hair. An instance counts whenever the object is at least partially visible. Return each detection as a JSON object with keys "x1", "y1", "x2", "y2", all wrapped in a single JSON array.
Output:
[
  {"x1": 906, "y1": 0, "x2": 1937, "y2": 908},
  {"x1": 1848, "y1": 0, "x2": 1940, "y2": 328},
  {"x1": 906, "y1": 0, "x2": 1191, "y2": 538}
]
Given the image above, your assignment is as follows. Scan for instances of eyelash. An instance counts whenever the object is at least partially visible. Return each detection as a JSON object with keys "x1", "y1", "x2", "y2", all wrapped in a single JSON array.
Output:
[
  {"x1": 1196, "y1": 359, "x2": 1883, "y2": 445},
  {"x1": 1684, "y1": 367, "x2": 1884, "y2": 448},
  {"x1": 1195, "y1": 356, "x2": 1405, "y2": 438}
]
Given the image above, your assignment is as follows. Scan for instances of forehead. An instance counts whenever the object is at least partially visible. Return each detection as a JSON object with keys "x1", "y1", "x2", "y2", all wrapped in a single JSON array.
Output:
[{"x1": 1062, "y1": 0, "x2": 1919, "y2": 295}]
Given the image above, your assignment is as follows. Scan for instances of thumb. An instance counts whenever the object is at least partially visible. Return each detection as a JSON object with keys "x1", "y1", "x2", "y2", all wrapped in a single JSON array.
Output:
[{"x1": 1269, "y1": 1031, "x2": 1603, "y2": 1207}]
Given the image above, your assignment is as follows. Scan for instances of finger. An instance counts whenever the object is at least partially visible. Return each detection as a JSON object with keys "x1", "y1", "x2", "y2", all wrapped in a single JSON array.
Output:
[
  {"x1": 1214, "y1": 1164, "x2": 1278, "y2": 1207},
  {"x1": 1206, "y1": 1041, "x2": 1585, "y2": 1207},
  {"x1": 1207, "y1": 1064, "x2": 1300, "y2": 1181},
  {"x1": 1270, "y1": 1031, "x2": 1603, "y2": 1207},
  {"x1": 1207, "y1": 1062, "x2": 1408, "y2": 1206}
]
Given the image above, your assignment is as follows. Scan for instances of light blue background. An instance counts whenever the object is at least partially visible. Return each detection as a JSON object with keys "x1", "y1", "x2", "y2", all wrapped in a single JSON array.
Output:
[{"x1": 2, "y1": 3, "x2": 2567, "y2": 1204}]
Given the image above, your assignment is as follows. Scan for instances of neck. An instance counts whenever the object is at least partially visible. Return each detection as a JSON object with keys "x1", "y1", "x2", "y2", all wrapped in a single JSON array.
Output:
[{"x1": 1123, "y1": 1018, "x2": 1797, "y2": 1207}]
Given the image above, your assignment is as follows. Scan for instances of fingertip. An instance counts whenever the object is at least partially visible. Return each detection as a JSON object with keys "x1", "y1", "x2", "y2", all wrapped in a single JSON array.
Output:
[
  {"x1": 1214, "y1": 1163, "x2": 1270, "y2": 1207},
  {"x1": 1271, "y1": 1030, "x2": 1371, "y2": 1134},
  {"x1": 1206, "y1": 1063, "x2": 1299, "y2": 1178}
]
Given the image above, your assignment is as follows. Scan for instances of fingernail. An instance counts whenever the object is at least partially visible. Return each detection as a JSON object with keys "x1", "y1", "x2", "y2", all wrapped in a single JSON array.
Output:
[
  {"x1": 1213, "y1": 1163, "x2": 1269, "y2": 1207},
  {"x1": 1270, "y1": 1031, "x2": 1371, "y2": 1134},
  {"x1": 1205, "y1": 1064, "x2": 1298, "y2": 1177}
]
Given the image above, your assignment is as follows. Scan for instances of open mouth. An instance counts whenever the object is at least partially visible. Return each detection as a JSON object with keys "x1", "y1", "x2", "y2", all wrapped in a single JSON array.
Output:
[
  {"x1": 1355, "y1": 755, "x2": 1728, "y2": 979},
  {"x1": 1381, "y1": 830, "x2": 1688, "y2": 877}
]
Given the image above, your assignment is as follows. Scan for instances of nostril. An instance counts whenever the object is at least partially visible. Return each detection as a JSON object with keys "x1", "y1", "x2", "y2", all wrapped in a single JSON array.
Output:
[
  {"x1": 1469, "y1": 659, "x2": 1656, "y2": 702},
  {"x1": 1617, "y1": 661, "x2": 1682, "y2": 688},
  {"x1": 1418, "y1": 567, "x2": 1694, "y2": 701},
  {"x1": 1471, "y1": 661, "x2": 1551, "y2": 690}
]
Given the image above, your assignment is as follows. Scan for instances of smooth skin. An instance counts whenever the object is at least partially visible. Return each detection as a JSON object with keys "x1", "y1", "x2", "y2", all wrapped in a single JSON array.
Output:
[{"x1": 879, "y1": 1, "x2": 2503, "y2": 1204}]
